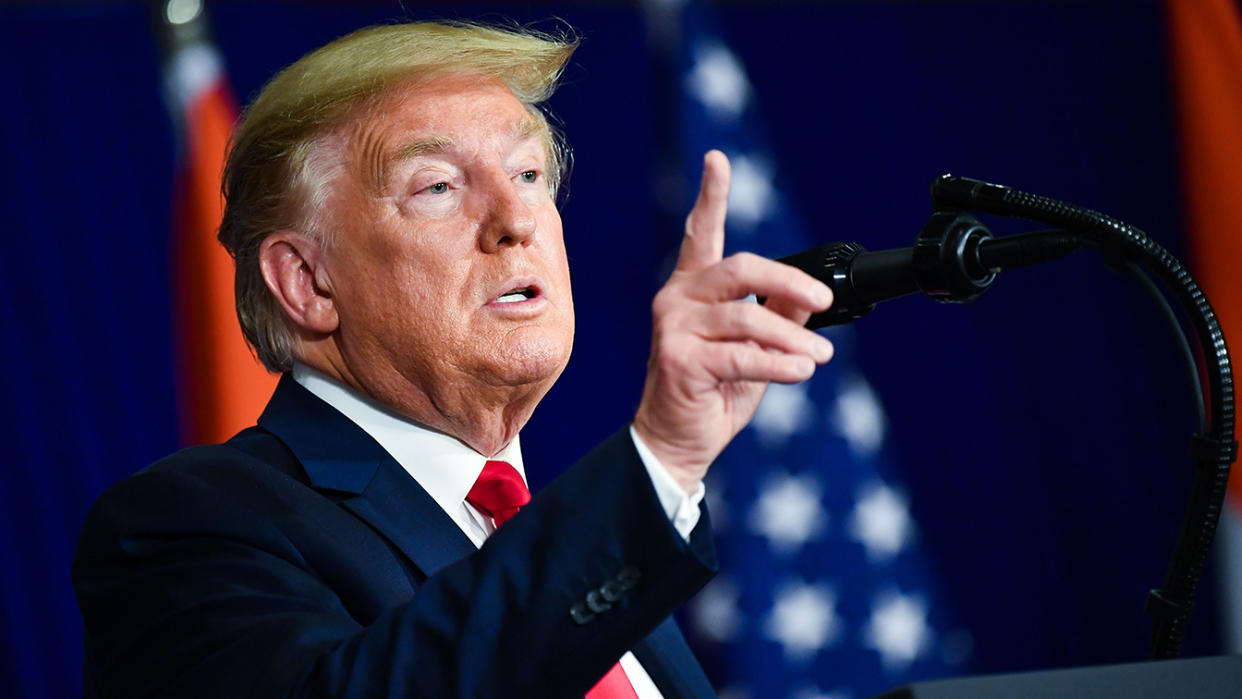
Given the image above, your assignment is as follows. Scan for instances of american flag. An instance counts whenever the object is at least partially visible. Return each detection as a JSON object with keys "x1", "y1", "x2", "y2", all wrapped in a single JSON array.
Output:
[{"x1": 650, "y1": 2, "x2": 974, "y2": 696}]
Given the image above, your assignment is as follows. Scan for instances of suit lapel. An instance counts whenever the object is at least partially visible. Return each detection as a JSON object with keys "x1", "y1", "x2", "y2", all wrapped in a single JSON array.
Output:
[
  {"x1": 259, "y1": 377, "x2": 714, "y2": 696},
  {"x1": 258, "y1": 375, "x2": 476, "y2": 579},
  {"x1": 339, "y1": 461, "x2": 478, "y2": 578}
]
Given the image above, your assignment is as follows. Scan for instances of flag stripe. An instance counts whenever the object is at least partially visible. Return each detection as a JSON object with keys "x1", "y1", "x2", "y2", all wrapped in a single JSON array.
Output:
[
  {"x1": 170, "y1": 42, "x2": 276, "y2": 445},
  {"x1": 1166, "y1": 0, "x2": 1242, "y2": 510},
  {"x1": 1165, "y1": 0, "x2": 1242, "y2": 654}
]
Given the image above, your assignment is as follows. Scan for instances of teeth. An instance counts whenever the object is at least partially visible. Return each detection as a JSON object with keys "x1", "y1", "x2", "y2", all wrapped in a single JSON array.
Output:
[{"x1": 494, "y1": 286, "x2": 535, "y2": 304}]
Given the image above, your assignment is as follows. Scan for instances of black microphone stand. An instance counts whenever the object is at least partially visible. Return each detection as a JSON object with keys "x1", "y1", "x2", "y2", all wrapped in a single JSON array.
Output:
[
  {"x1": 783, "y1": 175, "x2": 1236, "y2": 660},
  {"x1": 931, "y1": 175, "x2": 1235, "y2": 659}
]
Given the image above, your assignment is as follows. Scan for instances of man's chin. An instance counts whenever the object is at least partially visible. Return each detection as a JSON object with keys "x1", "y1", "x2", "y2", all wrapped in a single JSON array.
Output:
[{"x1": 478, "y1": 334, "x2": 572, "y2": 390}]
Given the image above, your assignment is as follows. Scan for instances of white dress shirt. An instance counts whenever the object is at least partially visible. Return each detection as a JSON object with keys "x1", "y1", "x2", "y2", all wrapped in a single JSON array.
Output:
[{"x1": 293, "y1": 363, "x2": 705, "y2": 698}]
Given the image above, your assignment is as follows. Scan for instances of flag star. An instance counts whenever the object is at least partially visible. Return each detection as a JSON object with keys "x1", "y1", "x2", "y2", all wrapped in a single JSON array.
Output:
[
  {"x1": 830, "y1": 374, "x2": 886, "y2": 456},
  {"x1": 750, "y1": 381, "x2": 813, "y2": 446},
  {"x1": 685, "y1": 42, "x2": 751, "y2": 120},
  {"x1": 748, "y1": 472, "x2": 827, "y2": 553},
  {"x1": 691, "y1": 577, "x2": 744, "y2": 643},
  {"x1": 725, "y1": 154, "x2": 775, "y2": 231},
  {"x1": 763, "y1": 581, "x2": 841, "y2": 661},
  {"x1": 848, "y1": 482, "x2": 913, "y2": 562},
  {"x1": 865, "y1": 591, "x2": 932, "y2": 669}
]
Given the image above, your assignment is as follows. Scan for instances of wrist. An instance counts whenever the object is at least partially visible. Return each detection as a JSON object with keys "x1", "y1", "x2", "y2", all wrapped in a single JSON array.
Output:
[{"x1": 631, "y1": 416, "x2": 707, "y2": 494}]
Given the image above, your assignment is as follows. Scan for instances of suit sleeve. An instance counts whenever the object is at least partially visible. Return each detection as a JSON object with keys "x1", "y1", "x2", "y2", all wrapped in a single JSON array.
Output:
[{"x1": 72, "y1": 428, "x2": 716, "y2": 698}]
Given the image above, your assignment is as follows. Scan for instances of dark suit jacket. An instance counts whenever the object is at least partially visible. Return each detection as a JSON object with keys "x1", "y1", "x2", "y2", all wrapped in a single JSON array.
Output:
[{"x1": 73, "y1": 375, "x2": 718, "y2": 698}]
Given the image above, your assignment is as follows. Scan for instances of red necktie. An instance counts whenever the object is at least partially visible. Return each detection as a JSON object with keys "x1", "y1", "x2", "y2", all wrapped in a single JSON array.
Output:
[
  {"x1": 465, "y1": 460, "x2": 638, "y2": 698},
  {"x1": 465, "y1": 460, "x2": 531, "y2": 528},
  {"x1": 585, "y1": 663, "x2": 639, "y2": 699}
]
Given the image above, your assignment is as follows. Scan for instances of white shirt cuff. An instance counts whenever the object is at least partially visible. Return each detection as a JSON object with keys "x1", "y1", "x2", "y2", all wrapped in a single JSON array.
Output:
[{"x1": 629, "y1": 425, "x2": 705, "y2": 541}]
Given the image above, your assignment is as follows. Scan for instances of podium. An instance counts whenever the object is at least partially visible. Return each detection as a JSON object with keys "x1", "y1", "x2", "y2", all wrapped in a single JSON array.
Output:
[{"x1": 875, "y1": 655, "x2": 1242, "y2": 698}]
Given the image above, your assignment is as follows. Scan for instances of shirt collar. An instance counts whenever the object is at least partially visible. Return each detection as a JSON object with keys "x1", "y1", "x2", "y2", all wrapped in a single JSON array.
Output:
[{"x1": 290, "y1": 363, "x2": 526, "y2": 518}]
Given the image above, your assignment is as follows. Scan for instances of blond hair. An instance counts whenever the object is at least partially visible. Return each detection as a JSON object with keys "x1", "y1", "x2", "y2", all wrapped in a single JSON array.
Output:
[{"x1": 218, "y1": 21, "x2": 578, "y2": 372}]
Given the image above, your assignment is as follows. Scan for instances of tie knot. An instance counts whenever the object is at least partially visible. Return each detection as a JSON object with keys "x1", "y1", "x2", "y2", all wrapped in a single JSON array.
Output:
[{"x1": 466, "y1": 460, "x2": 531, "y2": 528}]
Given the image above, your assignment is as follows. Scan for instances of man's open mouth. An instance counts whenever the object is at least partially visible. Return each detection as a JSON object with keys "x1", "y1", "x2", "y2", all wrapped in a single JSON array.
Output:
[{"x1": 494, "y1": 287, "x2": 537, "y2": 304}]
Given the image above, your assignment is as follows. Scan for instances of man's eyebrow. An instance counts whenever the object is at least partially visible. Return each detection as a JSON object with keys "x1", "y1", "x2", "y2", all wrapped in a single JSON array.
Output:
[
  {"x1": 371, "y1": 136, "x2": 455, "y2": 193},
  {"x1": 512, "y1": 114, "x2": 545, "y2": 143},
  {"x1": 391, "y1": 136, "x2": 456, "y2": 164},
  {"x1": 376, "y1": 118, "x2": 545, "y2": 191},
  {"x1": 390, "y1": 116, "x2": 541, "y2": 164}
]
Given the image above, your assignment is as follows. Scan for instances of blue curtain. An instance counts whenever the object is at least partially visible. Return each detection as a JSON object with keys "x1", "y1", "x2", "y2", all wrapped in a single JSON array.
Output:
[{"x1": 0, "y1": 1, "x2": 1218, "y2": 697}]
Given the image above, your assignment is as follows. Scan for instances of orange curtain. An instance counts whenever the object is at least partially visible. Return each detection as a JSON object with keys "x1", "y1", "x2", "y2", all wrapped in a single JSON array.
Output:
[{"x1": 1166, "y1": 0, "x2": 1242, "y2": 508}]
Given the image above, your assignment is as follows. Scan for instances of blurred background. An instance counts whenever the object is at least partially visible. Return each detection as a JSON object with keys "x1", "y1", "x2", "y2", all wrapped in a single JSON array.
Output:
[{"x1": 3, "y1": 1, "x2": 1241, "y2": 697}]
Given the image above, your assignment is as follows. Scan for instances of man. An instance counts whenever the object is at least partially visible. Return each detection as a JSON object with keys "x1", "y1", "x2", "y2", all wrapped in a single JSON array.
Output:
[{"x1": 73, "y1": 21, "x2": 834, "y2": 697}]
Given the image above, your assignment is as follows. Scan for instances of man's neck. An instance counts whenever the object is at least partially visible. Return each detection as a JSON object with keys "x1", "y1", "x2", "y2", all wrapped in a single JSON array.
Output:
[
  {"x1": 290, "y1": 362, "x2": 516, "y2": 454},
  {"x1": 291, "y1": 362, "x2": 527, "y2": 547},
  {"x1": 292, "y1": 348, "x2": 543, "y2": 456}
]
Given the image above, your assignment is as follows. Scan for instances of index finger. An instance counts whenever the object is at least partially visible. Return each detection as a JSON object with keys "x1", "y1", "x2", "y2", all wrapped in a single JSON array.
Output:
[
  {"x1": 676, "y1": 150, "x2": 730, "y2": 273},
  {"x1": 694, "y1": 253, "x2": 833, "y2": 312}
]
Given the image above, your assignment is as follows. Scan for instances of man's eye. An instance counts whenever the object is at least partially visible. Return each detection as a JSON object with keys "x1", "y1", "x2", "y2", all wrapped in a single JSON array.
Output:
[
  {"x1": 427, "y1": 182, "x2": 449, "y2": 194},
  {"x1": 519, "y1": 170, "x2": 538, "y2": 183}
]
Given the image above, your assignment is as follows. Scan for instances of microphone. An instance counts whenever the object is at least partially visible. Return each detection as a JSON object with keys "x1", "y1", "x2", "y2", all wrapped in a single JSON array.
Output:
[{"x1": 776, "y1": 211, "x2": 1081, "y2": 329}]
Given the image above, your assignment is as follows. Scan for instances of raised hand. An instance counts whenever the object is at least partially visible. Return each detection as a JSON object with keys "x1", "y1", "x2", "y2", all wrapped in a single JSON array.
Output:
[{"x1": 632, "y1": 150, "x2": 835, "y2": 493}]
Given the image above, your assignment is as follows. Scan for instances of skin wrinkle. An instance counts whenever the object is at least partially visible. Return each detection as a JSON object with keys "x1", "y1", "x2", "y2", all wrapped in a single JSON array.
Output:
[
  {"x1": 386, "y1": 136, "x2": 457, "y2": 192},
  {"x1": 284, "y1": 73, "x2": 574, "y2": 457},
  {"x1": 383, "y1": 116, "x2": 544, "y2": 197},
  {"x1": 223, "y1": 24, "x2": 581, "y2": 373}
]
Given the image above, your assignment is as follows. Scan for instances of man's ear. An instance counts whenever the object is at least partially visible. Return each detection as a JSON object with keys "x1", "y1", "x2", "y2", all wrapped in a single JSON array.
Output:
[{"x1": 259, "y1": 232, "x2": 338, "y2": 335}]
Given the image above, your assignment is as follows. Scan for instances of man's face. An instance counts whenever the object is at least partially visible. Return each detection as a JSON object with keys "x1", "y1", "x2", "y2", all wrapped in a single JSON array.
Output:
[{"x1": 320, "y1": 74, "x2": 574, "y2": 418}]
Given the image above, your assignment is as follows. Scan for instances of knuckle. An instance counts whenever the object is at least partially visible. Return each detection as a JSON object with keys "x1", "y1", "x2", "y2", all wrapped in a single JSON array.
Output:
[
  {"x1": 732, "y1": 251, "x2": 764, "y2": 277},
  {"x1": 722, "y1": 252, "x2": 748, "y2": 271},
  {"x1": 724, "y1": 302, "x2": 754, "y2": 334},
  {"x1": 651, "y1": 292, "x2": 667, "y2": 316},
  {"x1": 651, "y1": 287, "x2": 677, "y2": 317},
  {"x1": 719, "y1": 255, "x2": 745, "y2": 283},
  {"x1": 732, "y1": 251, "x2": 761, "y2": 266},
  {"x1": 654, "y1": 344, "x2": 686, "y2": 375},
  {"x1": 726, "y1": 347, "x2": 749, "y2": 378}
]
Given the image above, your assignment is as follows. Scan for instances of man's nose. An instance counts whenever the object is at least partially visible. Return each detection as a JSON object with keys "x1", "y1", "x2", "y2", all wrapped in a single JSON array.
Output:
[{"x1": 478, "y1": 175, "x2": 537, "y2": 253}]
